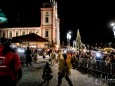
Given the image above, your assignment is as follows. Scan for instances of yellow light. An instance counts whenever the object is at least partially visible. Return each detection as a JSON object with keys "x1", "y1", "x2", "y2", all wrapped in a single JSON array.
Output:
[
  {"x1": 16, "y1": 43, "x2": 19, "y2": 46},
  {"x1": 55, "y1": 45, "x2": 59, "y2": 51}
]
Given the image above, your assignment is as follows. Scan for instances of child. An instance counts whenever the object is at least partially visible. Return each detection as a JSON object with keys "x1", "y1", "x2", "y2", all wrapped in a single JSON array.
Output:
[{"x1": 42, "y1": 62, "x2": 53, "y2": 83}]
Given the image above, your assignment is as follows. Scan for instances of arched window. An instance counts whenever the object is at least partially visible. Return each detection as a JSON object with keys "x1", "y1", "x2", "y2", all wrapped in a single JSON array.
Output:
[
  {"x1": 9, "y1": 31, "x2": 12, "y2": 38},
  {"x1": 45, "y1": 17, "x2": 49, "y2": 23},
  {"x1": 3, "y1": 31, "x2": 5, "y2": 37},
  {"x1": 45, "y1": 30, "x2": 48, "y2": 37},
  {"x1": 29, "y1": 30, "x2": 32, "y2": 34},
  {"x1": 22, "y1": 31, "x2": 25, "y2": 35},
  {"x1": 16, "y1": 31, "x2": 19, "y2": 36},
  {"x1": 36, "y1": 31, "x2": 39, "y2": 35},
  {"x1": 45, "y1": 12, "x2": 49, "y2": 23}
]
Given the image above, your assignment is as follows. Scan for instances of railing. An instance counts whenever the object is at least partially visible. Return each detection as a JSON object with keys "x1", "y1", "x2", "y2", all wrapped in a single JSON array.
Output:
[{"x1": 77, "y1": 58, "x2": 115, "y2": 84}]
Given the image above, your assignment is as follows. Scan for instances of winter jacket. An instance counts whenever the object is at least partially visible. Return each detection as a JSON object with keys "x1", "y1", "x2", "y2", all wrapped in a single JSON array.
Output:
[
  {"x1": 58, "y1": 58, "x2": 71, "y2": 76},
  {"x1": 0, "y1": 46, "x2": 21, "y2": 81}
]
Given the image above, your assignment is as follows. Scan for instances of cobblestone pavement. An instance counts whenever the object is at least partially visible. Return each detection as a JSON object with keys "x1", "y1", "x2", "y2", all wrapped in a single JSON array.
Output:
[{"x1": 18, "y1": 58, "x2": 110, "y2": 86}]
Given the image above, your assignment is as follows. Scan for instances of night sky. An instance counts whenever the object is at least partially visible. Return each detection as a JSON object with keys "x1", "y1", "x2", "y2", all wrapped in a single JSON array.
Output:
[{"x1": 0, "y1": 0, "x2": 115, "y2": 45}]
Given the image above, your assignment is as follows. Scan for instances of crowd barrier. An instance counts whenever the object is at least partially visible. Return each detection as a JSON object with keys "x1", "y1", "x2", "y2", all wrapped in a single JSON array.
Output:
[{"x1": 77, "y1": 58, "x2": 115, "y2": 83}]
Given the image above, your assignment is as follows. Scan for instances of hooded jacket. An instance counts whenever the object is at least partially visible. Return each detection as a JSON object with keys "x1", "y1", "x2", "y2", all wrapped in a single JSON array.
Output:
[{"x1": 0, "y1": 45, "x2": 21, "y2": 81}]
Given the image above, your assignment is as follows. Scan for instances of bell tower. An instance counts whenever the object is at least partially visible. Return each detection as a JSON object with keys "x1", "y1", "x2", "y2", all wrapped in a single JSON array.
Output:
[{"x1": 40, "y1": 0, "x2": 60, "y2": 47}]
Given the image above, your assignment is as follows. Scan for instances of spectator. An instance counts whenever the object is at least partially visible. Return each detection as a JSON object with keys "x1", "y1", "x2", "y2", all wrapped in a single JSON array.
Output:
[
  {"x1": 0, "y1": 37, "x2": 22, "y2": 86},
  {"x1": 50, "y1": 50, "x2": 56, "y2": 65},
  {"x1": 57, "y1": 54, "x2": 73, "y2": 86},
  {"x1": 25, "y1": 47, "x2": 32, "y2": 67}
]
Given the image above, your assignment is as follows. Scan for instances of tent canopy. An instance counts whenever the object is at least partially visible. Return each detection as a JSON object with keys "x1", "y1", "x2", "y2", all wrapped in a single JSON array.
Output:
[
  {"x1": 12, "y1": 33, "x2": 49, "y2": 42},
  {"x1": 11, "y1": 38, "x2": 22, "y2": 43}
]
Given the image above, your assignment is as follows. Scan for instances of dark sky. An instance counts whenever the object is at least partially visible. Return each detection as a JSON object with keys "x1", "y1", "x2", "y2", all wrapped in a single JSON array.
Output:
[{"x1": 0, "y1": 0, "x2": 115, "y2": 45}]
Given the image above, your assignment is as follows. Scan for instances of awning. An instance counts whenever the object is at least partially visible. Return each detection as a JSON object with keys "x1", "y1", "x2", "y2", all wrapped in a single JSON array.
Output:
[{"x1": 12, "y1": 33, "x2": 49, "y2": 42}]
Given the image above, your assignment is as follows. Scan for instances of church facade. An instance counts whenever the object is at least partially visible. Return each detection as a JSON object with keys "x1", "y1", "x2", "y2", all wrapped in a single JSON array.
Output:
[{"x1": 0, "y1": 0, "x2": 60, "y2": 48}]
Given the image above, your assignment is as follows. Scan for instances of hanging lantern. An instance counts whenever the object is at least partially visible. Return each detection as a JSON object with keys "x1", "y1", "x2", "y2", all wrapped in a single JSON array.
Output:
[{"x1": 0, "y1": 9, "x2": 7, "y2": 24}]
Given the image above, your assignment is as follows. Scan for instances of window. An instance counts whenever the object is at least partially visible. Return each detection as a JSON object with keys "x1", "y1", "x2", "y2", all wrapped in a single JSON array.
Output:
[
  {"x1": 45, "y1": 12, "x2": 49, "y2": 23},
  {"x1": 32, "y1": 30, "x2": 35, "y2": 33},
  {"x1": 3, "y1": 31, "x2": 5, "y2": 37},
  {"x1": 29, "y1": 31, "x2": 32, "y2": 34},
  {"x1": 9, "y1": 31, "x2": 12, "y2": 38},
  {"x1": 45, "y1": 43, "x2": 49, "y2": 48},
  {"x1": 16, "y1": 31, "x2": 19, "y2": 36},
  {"x1": 22, "y1": 31, "x2": 25, "y2": 35},
  {"x1": 45, "y1": 30, "x2": 48, "y2": 37},
  {"x1": 45, "y1": 17, "x2": 49, "y2": 23},
  {"x1": 36, "y1": 31, "x2": 39, "y2": 34}
]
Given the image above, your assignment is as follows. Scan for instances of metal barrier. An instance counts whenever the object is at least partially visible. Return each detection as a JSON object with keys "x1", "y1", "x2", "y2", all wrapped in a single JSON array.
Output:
[
  {"x1": 77, "y1": 58, "x2": 115, "y2": 83},
  {"x1": 19, "y1": 53, "x2": 26, "y2": 66}
]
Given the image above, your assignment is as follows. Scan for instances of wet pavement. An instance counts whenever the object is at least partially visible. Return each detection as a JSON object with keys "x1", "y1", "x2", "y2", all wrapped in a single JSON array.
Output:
[{"x1": 18, "y1": 58, "x2": 111, "y2": 86}]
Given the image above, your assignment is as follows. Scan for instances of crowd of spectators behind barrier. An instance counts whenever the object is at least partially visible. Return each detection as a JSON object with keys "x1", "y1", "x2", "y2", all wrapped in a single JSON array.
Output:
[
  {"x1": 14, "y1": 46, "x2": 115, "y2": 67},
  {"x1": 1, "y1": 36, "x2": 115, "y2": 85},
  {"x1": 10, "y1": 45, "x2": 115, "y2": 85}
]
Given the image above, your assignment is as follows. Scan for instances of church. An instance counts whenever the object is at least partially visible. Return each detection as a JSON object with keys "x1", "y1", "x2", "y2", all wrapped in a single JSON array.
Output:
[{"x1": 0, "y1": 0, "x2": 60, "y2": 48}]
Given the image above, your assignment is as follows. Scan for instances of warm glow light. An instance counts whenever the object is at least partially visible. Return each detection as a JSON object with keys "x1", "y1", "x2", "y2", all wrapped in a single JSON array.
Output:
[
  {"x1": 55, "y1": 45, "x2": 59, "y2": 51},
  {"x1": 111, "y1": 22, "x2": 115, "y2": 27},
  {"x1": 16, "y1": 43, "x2": 19, "y2": 46},
  {"x1": 30, "y1": 46, "x2": 37, "y2": 48}
]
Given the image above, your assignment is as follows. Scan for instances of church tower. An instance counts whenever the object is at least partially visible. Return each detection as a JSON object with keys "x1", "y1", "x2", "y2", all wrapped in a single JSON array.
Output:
[{"x1": 40, "y1": 0, "x2": 60, "y2": 47}]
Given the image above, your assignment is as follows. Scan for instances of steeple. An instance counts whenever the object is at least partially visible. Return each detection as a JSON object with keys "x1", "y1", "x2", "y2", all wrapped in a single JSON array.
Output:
[{"x1": 40, "y1": 0, "x2": 60, "y2": 46}]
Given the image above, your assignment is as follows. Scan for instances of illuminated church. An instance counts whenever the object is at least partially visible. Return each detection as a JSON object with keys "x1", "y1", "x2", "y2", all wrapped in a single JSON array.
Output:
[{"x1": 0, "y1": 0, "x2": 60, "y2": 48}]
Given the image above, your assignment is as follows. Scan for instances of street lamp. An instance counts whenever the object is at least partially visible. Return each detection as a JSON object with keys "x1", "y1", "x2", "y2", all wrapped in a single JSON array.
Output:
[
  {"x1": 67, "y1": 31, "x2": 71, "y2": 48},
  {"x1": 73, "y1": 40, "x2": 76, "y2": 48},
  {"x1": 110, "y1": 22, "x2": 115, "y2": 38}
]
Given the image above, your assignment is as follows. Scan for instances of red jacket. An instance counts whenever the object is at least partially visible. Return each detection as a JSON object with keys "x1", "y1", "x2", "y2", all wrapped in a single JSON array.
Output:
[{"x1": 0, "y1": 45, "x2": 21, "y2": 81}]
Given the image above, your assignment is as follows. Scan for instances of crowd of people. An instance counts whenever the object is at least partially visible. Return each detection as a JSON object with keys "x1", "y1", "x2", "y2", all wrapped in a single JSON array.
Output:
[
  {"x1": 41, "y1": 48, "x2": 115, "y2": 85},
  {"x1": 1, "y1": 36, "x2": 115, "y2": 86}
]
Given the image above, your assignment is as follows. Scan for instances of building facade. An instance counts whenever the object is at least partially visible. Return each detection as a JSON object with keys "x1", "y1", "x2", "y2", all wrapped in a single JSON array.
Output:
[{"x1": 0, "y1": 0, "x2": 60, "y2": 47}]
